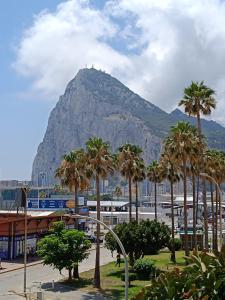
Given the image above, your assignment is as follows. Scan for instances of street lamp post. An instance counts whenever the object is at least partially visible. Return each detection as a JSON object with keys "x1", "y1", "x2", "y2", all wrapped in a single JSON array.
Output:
[
  {"x1": 200, "y1": 173, "x2": 224, "y2": 250},
  {"x1": 65, "y1": 214, "x2": 129, "y2": 300},
  {"x1": 22, "y1": 188, "x2": 28, "y2": 295}
]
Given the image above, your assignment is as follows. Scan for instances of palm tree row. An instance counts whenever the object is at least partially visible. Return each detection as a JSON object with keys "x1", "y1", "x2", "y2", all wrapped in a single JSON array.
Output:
[{"x1": 55, "y1": 80, "x2": 225, "y2": 287}]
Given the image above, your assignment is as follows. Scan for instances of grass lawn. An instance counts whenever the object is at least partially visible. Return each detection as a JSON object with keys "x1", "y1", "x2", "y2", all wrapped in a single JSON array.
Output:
[
  {"x1": 146, "y1": 250, "x2": 186, "y2": 271},
  {"x1": 61, "y1": 250, "x2": 186, "y2": 300}
]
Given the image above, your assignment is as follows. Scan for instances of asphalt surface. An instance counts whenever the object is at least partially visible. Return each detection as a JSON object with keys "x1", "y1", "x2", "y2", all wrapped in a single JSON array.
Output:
[{"x1": 0, "y1": 247, "x2": 114, "y2": 299}]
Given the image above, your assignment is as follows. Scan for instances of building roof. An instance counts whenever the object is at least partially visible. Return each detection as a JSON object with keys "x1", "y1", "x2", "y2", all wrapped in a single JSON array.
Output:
[
  {"x1": 87, "y1": 201, "x2": 129, "y2": 207},
  {"x1": 89, "y1": 211, "x2": 160, "y2": 215},
  {"x1": 0, "y1": 210, "x2": 56, "y2": 217}
]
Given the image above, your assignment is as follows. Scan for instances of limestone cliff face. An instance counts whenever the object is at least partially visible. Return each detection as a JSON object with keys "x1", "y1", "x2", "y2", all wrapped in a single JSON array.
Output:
[
  {"x1": 32, "y1": 68, "x2": 165, "y2": 185},
  {"x1": 31, "y1": 68, "x2": 225, "y2": 185}
]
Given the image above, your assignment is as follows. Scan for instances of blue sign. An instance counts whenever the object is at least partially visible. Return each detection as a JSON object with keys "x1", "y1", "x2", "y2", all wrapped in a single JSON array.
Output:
[
  {"x1": 28, "y1": 198, "x2": 67, "y2": 209},
  {"x1": 27, "y1": 198, "x2": 88, "y2": 211}
]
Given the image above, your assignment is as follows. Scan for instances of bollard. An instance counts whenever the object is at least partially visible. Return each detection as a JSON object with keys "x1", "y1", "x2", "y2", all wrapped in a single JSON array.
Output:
[
  {"x1": 52, "y1": 280, "x2": 55, "y2": 289},
  {"x1": 37, "y1": 291, "x2": 44, "y2": 300}
]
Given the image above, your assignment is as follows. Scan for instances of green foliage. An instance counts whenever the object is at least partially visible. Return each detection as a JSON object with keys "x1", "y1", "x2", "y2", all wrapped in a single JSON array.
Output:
[
  {"x1": 133, "y1": 258, "x2": 157, "y2": 279},
  {"x1": 121, "y1": 272, "x2": 137, "y2": 286},
  {"x1": 145, "y1": 250, "x2": 225, "y2": 299},
  {"x1": 168, "y1": 238, "x2": 182, "y2": 251},
  {"x1": 105, "y1": 220, "x2": 170, "y2": 266},
  {"x1": 139, "y1": 220, "x2": 171, "y2": 255},
  {"x1": 37, "y1": 221, "x2": 91, "y2": 280}
]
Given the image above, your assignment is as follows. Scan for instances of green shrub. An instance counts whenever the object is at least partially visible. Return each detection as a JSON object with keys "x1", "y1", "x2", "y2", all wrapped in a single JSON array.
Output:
[
  {"x1": 144, "y1": 251, "x2": 225, "y2": 299},
  {"x1": 168, "y1": 238, "x2": 182, "y2": 251},
  {"x1": 133, "y1": 258, "x2": 157, "y2": 279},
  {"x1": 121, "y1": 272, "x2": 137, "y2": 286}
]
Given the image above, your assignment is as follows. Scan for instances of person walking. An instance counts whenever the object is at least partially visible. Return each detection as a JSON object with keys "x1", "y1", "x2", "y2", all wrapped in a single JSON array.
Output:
[{"x1": 115, "y1": 253, "x2": 121, "y2": 267}]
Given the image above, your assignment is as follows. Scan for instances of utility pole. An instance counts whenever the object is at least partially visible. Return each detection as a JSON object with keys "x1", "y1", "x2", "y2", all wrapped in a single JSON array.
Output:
[{"x1": 22, "y1": 188, "x2": 27, "y2": 295}]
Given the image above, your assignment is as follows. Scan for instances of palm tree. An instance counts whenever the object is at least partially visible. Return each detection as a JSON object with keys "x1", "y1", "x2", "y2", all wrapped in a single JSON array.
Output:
[
  {"x1": 179, "y1": 81, "x2": 216, "y2": 251},
  {"x1": 55, "y1": 149, "x2": 88, "y2": 278},
  {"x1": 114, "y1": 186, "x2": 122, "y2": 200},
  {"x1": 146, "y1": 161, "x2": 162, "y2": 221},
  {"x1": 205, "y1": 150, "x2": 225, "y2": 251},
  {"x1": 118, "y1": 144, "x2": 143, "y2": 222},
  {"x1": 86, "y1": 137, "x2": 115, "y2": 288},
  {"x1": 165, "y1": 121, "x2": 202, "y2": 256},
  {"x1": 55, "y1": 149, "x2": 88, "y2": 226},
  {"x1": 186, "y1": 162, "x2": 200, "y2": 250},
  {"x1": 132, "y1": 157, "x2": 146, "y2": 222},
  {"x1": 179, "y1": 81, "x2": 216, "y2": 135},
  {"x1": 160, "y1": 152, "x2": 180, "y2": 263}
]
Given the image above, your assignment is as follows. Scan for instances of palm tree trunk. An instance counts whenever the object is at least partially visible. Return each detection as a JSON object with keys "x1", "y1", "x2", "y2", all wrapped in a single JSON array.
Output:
[
  {"x1": 154, "y1": 182, "x2": 157, "y2": 221},
  {"x1": 94, "y1": 174, "x2": 101, "y2": 288},
  {"x1": 73, "y1": 185, "x2": 79, "y2": 278},
  {"x1": 128, "y1": 176, "x2": 132, "y2": 222},
  {"x1": 170, "y1": 181, "x2": 176, "y2": 263},
  {"x1": 135, "y1": 182, "x2": 138, "y2": 223},
  {"x1": 197, "y1": 113, "x2": 201, "y2": 135},
  {"x1": 68, "y1": 268, "x2": 72, "y2": 281},
  {"x1": 215, "y1": 186, "x2": 219, "y2": 252},
  {"x1": 74, "y1": 185, "x2": 79, "y2": 229},
  {"x1": 219, "y1": 183, "x2": 222, "y2": 251},
  {"x1": 192, "y1": 175, "x2": 196, "y2": 249},
  {"x1": 210, "y1": 183, "x2": 215, "y2": 250},
  {"x1": 202, "y1": 178, "x2": 209, "y2": 251},
  {"x1": 183, "y1": 158, "x2": 189, "y2": 256},
  {"x1": 196, "y1": 176, "x2": 200, "y2": 225}
]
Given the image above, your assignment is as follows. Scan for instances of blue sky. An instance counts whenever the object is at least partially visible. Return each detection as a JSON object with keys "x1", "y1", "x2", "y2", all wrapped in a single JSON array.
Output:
[
  {"x1": 0, "y1": 1, "x2": 63, "y2": 180},
  {"x1": 1, "y1": 0, "x2": 225, "y2": 180}
]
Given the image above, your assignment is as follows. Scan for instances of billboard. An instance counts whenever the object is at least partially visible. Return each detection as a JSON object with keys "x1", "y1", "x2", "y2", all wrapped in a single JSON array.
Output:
[{"x1": 27, "y1": 197, "x2": 86, "y2": 210}]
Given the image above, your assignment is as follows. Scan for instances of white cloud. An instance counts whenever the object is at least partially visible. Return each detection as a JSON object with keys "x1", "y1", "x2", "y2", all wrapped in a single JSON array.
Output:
[{"x1": 14, "y1": 0, "x2": 225, "y2": 125}]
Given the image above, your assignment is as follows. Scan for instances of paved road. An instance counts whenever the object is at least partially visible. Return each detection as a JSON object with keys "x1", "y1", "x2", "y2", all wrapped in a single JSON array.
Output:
[{"x1": 0, "y1": 247, "x2": 114, "y2": 299}]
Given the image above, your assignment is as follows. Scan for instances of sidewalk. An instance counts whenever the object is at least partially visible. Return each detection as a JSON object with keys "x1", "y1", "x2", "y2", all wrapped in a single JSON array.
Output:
[
  {"x1": 0, "y1": 257, "x2": 43, "y2": 274},
  {"x1": 0, "y1": 244, "x2": 101, "y2": 275}
]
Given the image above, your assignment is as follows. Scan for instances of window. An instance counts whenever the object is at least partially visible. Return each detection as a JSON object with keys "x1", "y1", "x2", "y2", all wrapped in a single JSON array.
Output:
[
  {"x1": 103, "y1": 216, "x2": 118, "y2": 225},
  {"x1": 0, "y1": 241, "x2": 8, "y2": 252}
]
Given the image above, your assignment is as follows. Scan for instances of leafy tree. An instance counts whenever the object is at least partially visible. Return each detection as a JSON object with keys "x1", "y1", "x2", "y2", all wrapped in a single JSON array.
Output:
[
  {"x1": 86, "y1": 137, "x2": 115, "y2": 288},
  {"x1": 37, "y1": 222, "x2": 91, "y2": 281},
  {"x1": 138, "y1": 219, "x2": 171, "y2": 255},
  {"x1": 105, "y1": 220, "x2": 170, "y2": 266}
]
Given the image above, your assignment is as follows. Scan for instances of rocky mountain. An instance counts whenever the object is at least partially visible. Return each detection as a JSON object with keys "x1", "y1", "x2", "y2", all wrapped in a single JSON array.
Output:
[{"x1": 32, "y1": 68, "x2": 225, "y2": 185}]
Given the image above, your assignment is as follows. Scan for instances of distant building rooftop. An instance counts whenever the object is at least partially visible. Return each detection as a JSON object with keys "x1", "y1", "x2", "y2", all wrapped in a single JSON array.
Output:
[{"x1": 87, "y1": 201, "x2": 129, "y2": 207}]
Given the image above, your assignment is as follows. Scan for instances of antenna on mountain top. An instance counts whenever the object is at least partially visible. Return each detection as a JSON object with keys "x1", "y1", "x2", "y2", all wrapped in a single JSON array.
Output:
[
  {"x1": 92, "y1": 64, "x2": 94, "y2": 68},
  {"x1": 85, "y1": 64, "x2": 87, "y2": 68}
]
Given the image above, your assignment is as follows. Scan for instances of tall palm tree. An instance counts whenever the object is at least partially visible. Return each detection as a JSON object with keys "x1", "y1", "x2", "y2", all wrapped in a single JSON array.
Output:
[
  {"x1": 55, "y1": 149, "x2": 88, "y2": 226},
  {"x1": 118, "y1": 144, "x2": 143, "y2": 222},
  {"x1": 179, "y1": 81, "x2": 216, "y2": 251},
  {"x1": 86, "y1": 137, "x2": 115, "y2": 288},
  {"x1": 205, "y1": 150, "x2": 225, "y2": 251},
  {"x1": 165, "y1": 121, "x2": 202, "y2": 256},
  {"x1": 187, "y1": 162, "x2": 200, "y2": 250},
  {"x1": 147, "y1": 161, "x2": 162, "y2": 221},
  {"x1": 55, "y1": 149, "x2": 88, "y2": 278},
  {"x1": 160, "y1": 152, "x2": 180, "y2": 263},
  {"x1": 179, "y1": 81, "x2": 216, "y2": 134},
  {"x1": 132, "y1": 157, "x2": 146, "y2": 223}
]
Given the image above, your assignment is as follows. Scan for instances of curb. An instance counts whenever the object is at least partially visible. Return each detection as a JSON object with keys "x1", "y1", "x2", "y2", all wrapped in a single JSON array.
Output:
[{"x1": 0, "y1": 244, "x2": 104, "y2": 275}]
